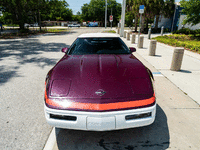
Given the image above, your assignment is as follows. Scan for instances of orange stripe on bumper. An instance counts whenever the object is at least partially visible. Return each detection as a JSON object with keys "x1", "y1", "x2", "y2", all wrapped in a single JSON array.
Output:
[{"x1": 45, "y1": 91, "x2": 155, "y2": 111}]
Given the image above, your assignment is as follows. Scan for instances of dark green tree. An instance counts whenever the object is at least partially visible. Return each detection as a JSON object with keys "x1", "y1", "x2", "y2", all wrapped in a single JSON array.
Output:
[
  {"x1": 0, "y1": 0, "x2": 73, "y2": 30},
  {"x1": 81, "y1": 4, "x2": 90, "y2": 22},
  {"x1": 0, "y1": 0, "x2": 49, "y2": 29},
  {"x1": 126, "y1": 0, "x2": 174, "y2": 31},
  {"x1": 44, "y1": 0, "x2": 73, "y2": 21},
  {"x1": 81, "y1": 0, "x2": 121, "y2": 27},
  {"x1": 180, "y1": 0, "x2": 200, "y2": 25}
]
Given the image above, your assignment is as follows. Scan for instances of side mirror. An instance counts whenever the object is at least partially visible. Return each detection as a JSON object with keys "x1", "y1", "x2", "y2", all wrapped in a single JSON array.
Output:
[
  {"x1": 61, "y1": 47, "x2": 68, "y2": 53},
  {"x1": 129, "y1": 47, "x2": 136, "y2": 52}
]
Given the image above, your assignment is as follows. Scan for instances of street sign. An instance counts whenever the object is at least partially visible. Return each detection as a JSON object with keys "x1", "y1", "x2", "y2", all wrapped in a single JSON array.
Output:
[
  {"x1": 139, "y1": 9, "x2": 144, "y2": 13},
  {"x1": 140, "y1": 5, "x2": 144, "y2": 9},
  {"x1": 138, "y1": 5, "x2": 145, "y2": 46},
  {"x1": 139, "y1": 5, "x2": 144, "y2": 14},
  {"x1": 110, "y1": 15, "x2": 113, "y2": 22}
]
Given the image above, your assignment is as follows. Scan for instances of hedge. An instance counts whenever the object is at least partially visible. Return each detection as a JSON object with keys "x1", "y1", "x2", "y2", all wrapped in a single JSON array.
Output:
[{"x1": 172, "y1": 28, "x2": 200, "y2": 35}]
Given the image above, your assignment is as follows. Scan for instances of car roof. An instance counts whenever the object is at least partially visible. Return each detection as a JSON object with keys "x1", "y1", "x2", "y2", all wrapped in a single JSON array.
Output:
[{"x1": 78, "y1": 33, "x2": 120, "y2": 38}]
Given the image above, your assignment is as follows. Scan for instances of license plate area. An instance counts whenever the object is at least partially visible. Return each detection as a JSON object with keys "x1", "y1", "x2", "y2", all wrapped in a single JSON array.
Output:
[{"x1": 87, "y1": 116, "x2": 115, "y2": 130}]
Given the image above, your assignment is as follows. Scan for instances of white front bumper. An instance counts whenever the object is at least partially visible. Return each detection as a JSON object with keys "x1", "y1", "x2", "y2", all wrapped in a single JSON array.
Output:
[{"x1": 44, "y1": 104, "x2": 156, "y2": 131}]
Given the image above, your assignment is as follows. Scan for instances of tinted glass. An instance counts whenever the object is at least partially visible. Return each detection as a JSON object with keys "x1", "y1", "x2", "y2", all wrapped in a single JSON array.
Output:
[{"x1": 68, "y1": 37, "x2": 130, "y2": 55}]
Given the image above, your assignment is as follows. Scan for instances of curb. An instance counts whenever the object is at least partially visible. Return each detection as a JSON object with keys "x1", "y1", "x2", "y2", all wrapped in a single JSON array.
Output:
[{"x1": 43, "y1": 128, "x2": 57, "y2": 150}]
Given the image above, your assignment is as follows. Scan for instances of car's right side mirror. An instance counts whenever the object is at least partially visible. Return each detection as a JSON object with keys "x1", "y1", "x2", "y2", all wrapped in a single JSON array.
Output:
[
  {"x1": 130, "y1": 47, "x2": 136, "y2": 52},
  {"x1": 61, "y1": 47, "x2": 68, "y2": 53}
]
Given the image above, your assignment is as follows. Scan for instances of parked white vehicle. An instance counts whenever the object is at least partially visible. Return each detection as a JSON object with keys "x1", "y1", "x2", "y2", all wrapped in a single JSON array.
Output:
[
  {"x1": 68, "y1": 23, "x2": 80, "y2": 27},
  {"x1": 24, "y1": 23, "x2": 38, "y2": 27}
]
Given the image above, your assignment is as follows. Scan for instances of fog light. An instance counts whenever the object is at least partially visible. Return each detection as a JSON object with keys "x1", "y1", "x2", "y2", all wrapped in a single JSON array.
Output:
[
  {"x1": 125, "y1": 112, "x2": 151, "y2": 120},
  {"x1": 50, "y1": 114, "x2": 77, "y2": 121}
]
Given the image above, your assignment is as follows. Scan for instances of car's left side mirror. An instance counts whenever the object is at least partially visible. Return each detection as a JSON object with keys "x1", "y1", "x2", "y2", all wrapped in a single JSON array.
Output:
[
  {"x1": 61, "y1": 47, "x2": 68, "y2": 53},
  {"x1": 129, "y1": 47, "x2": 136, "y2": 52}
]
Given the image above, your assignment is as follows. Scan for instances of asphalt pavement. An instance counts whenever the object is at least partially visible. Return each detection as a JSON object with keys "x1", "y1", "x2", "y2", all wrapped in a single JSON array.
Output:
[{"x1": 0, "y1": 28, "x2": 99, "y2": 149}]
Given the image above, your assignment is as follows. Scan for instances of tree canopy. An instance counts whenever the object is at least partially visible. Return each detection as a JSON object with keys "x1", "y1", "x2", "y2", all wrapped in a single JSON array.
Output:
[
  {"x1": 0, "y1": 0, "x2": 73, "y2": 29},
  {"x1": 126, "y1": 0, "x2": 175, "y2": 31},
  {"x1": 81, "y1": 0, "x2": 121, "y2": 26},
  {"x1": 0, "y1": 0, "x2": 178, "y2": 30},
  {"x1": 42, "y1": 0, "x2": 73, "y2": 21},
  {"x1": 180, "y1": 0, "x2": 200, "y2": 25}
]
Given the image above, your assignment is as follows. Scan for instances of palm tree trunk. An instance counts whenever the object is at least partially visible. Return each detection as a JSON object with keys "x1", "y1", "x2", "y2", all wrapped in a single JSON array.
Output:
[
  {"x1": 155, "y1": 15, "x2": 159, "y2": 29},
  {"x1": 146, "y1": 18, "x2": 149, "y2": 29},
  {"x1": 141, "y1": 15, "x2": 145, "y2": 33},
  {"x1": 134, "y1": 15, "x2": 138, "y2": 32}
]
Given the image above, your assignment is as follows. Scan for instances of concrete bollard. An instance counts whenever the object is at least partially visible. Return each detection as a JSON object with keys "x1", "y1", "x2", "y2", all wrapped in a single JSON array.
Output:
[
  {"x1": 131, "y1": 34, "x2": 136, "y2": 44},
  {"x1": 138, "y1": 36, "x2": 144, "y2": 48},
  {"x1": 170, "y1": 48, "x2": 185, "y2": 71},
  {"x1": 149, "y1": 40, "x2": 157, "y2": 56},
  {"x1": 148, "y1": 28, "x2": 151, "y2": 39},
  {"x1": 117, "y1": 28, "x2": 120, "y2": 34},
  {"x1": 118, "y1": 23, "x2": 121, "y2": 28},
  {"x1": 127, "y1": 32, "x2": 130, "y2": 40},
  {"x1": 161, "y1": 26, "x2": 164, "y2": 36},
  {"x1": 124, "y1": 31, "x2": 127, "y2": 38}
]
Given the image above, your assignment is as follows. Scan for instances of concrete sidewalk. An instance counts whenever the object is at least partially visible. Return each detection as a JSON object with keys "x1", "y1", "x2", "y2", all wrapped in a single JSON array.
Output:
[{"x1": 122, "y1": 31, "x2": 200, "y2": 105}]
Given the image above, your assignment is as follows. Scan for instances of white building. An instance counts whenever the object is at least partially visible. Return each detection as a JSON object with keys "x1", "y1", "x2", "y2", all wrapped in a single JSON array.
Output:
[{"x1": 178, "y1": 15, "x2": 200, "y2": 30}]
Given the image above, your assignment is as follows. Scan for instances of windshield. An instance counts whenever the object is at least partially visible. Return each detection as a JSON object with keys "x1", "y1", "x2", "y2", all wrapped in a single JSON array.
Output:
[{"x1": 68, "y1": 37, "x2": 130, "y2": 55}]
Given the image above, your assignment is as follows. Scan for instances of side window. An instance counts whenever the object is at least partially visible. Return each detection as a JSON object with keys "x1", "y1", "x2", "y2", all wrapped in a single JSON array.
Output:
[{"x1": 68, "y1": 39, "x2": 78, "y2": 55}]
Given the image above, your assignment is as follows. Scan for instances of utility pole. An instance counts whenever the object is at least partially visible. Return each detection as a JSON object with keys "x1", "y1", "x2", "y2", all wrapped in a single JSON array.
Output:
[
  {"x1": 138, "y1": 5, "x2": 144, "y2": 44},
  {"x1": 171, "y1": 4, "x2": 177, "y2": 32},
  {"x1": 105, "y1": 0, "x2": 107, "y2": 28},
  {"x1": 39, "y1": 10, "x2": 41, "y2": 32},
  {"x1": 111, "y1": 8, "x2": 112, "y2": 29},
  {"x1": 138, "y1": 13, "x2": 142, "y2": 43},
  {"x1": 120, "y1": 0, "x2": 126, "y2": 37}
]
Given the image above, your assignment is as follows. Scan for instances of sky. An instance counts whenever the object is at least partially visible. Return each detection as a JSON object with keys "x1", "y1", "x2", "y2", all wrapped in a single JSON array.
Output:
[
  {"x1": 67, "y1": 0, "x2": 121, "y2": 14},
  {"x1": 67, "y1": 0, "x2": 181, "y2": 15}
]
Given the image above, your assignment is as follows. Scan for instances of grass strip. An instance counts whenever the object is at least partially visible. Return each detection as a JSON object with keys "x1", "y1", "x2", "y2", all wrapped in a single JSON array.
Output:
[
  {"x1": 102, "y1": 30, "x2": 116, "y2": 33},
  {"x1": 0, "y1": 28, "x2": 70, "y2": 39},
  {"x1": 153, "y1": 34, "x2": 200, "y2": 53}
]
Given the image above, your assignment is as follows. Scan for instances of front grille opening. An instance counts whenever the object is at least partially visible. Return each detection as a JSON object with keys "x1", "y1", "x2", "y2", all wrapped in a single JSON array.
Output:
[
  {"x1": 50, "y1": 114, "x2": 77, "y2": 121},
  {"x1": 125, "y1": 112, "x2": 152, "y2": 121}
]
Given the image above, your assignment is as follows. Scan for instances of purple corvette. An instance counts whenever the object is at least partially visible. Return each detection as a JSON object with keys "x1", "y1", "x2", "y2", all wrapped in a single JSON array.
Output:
[{"x1": 44, "y1": 33, "x2": 156, "y2": 131}]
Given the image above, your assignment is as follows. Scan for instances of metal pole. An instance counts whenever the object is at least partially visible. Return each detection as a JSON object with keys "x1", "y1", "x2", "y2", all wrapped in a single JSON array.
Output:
[
  {"x1": 111, "y1": 8, "x2": 112, "y2": 29},
  {"x1": 39, "y1": 11, "x2": 41, "y2": 32},
  {"x1": 138, "y1": 13, "x2": 142, "y2": 44},
  {"x1": 105, "y1": 0, "x2": 107, "y2": 28},
  {"x1": 148, "y1": 28, "x2": 151, "y2": 39},
  {"x1": 171, "y1": 4, "x2": 177, "y2": 32},
  {"x1": 120, "y1": 0, "x2": 126, "y2": 37},
  {"x1": 161, "y1": 26, "x2": 164, "y2": 36}
]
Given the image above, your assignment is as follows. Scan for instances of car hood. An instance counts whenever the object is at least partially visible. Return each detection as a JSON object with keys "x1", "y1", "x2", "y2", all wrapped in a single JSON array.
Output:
[{"x1": 48, "y1": 54, "x2": 153, "y2": 100}]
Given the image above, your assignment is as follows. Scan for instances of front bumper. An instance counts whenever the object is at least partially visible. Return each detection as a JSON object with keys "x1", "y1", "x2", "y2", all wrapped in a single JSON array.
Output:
[{"x1": 44, "y1": 103, "x2": 156, "y2": 131}]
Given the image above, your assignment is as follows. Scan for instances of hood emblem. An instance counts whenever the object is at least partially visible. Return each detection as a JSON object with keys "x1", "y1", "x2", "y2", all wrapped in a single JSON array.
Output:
[{"x1": 95, "y1": 89, "x2": 106, "y2": 96}]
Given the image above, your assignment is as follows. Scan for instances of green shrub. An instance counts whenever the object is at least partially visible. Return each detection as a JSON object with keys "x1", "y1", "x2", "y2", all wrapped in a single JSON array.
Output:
[
  {"x1": 19, "y1": 29, "x2": 30, "y2": 33},
  {"x1": 172, "y1": 28, "x2": 200, "y2": 35}
]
